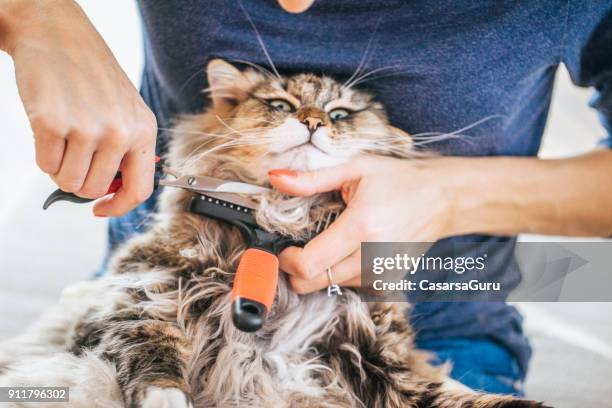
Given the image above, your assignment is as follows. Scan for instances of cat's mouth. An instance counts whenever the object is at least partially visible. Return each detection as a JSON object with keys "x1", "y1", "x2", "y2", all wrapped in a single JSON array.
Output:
[
  {"x1": 270, "y1": 142, "x2": 346, "y2": 172},
  {"x1": 283, "y1": 141, "x2": 327, "y2": 155},
  {"x1": 265, "y1": 125, "x2": 346, "y2": 171}
]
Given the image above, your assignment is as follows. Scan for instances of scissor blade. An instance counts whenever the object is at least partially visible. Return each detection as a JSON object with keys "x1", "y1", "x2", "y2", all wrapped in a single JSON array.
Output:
[
  {"x1": 159, "y1": 175, "x2": 271, "y2": 195},
  {"x1": 215, "y1": 181, "x2": 270, "y2": 194}
]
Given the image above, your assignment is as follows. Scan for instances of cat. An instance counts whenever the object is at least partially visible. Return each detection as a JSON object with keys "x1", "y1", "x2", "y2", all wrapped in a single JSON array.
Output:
[{"x1": 0, "y1": 59, "x2": 548, "y2": 408}]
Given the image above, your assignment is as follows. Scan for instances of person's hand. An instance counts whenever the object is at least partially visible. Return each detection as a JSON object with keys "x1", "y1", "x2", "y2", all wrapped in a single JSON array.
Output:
[
  {"x1": 1, "y1": 0, "x2": 157, "y2": 217},
  {"x1": 268, "y1": 156, "x2": 463, "y2": 294}
]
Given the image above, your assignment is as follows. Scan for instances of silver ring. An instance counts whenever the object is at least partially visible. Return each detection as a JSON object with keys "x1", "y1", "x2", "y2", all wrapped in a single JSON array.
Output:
[
  {"x1": 327, "y1": 267, "x2": 334, "y2": 286},
  {"x1": 327, "y1": 267, "x2": 342, "y2": 296}
]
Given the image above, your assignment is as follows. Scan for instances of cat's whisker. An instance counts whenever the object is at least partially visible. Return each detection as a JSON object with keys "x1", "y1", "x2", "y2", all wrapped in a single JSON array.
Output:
[
  {"x1": 329, "y1": 137, "x2": 417, "y2": 158},
  {"x1": 345, "y1": 71, "x2": 404, "y2": 88},
  {"x1": 159, "y1": 126, "x2": 255, "y2": 138},
  {"x1": 192, "y1": 140, "x2": 246, "y2": 159},
  {"x1": 332, "y1": 116, "x2": 502, "y2": 151},
  {"x1": 221, "y1": 117, "x2": 280, "y2": 127},
  {"x1": 176, "y1": 65, "x2": 209, "y2": 97},
  {"x1": 444, "y1": 114, "x2": 505, "y2": 134},
  {"x1": 343, "y1": 66, "x2": 396, "y2": 90},
  {"x1": 409, "y1": 115, "x2": 504, "y2": 146},
  {"x1": 167, "y1": 125, "x2": 277, "y2": 148},
  {"x1": 237, "y1": 1, "x2": 281, "y2": 81},
  {"x1": 191, "y1": 135, "x2": 266, "y2": 154},
  {"x1": 412, "y1": 115, "x2": 504, "y2": 138},
  {"x1": 408, "y1": 131, "x2": 447, "y2": 137},
  {"x1": 345, "y1": 63, "x2": 433, "y2": 90},
  {"x1": 214, "y1": 115, "x2": 249, "y2": 137},
  {"x1": 228, "y1": 58, "x2": 280, "y2": 83},
  {"x1": 347, "y1": 64, "x2": 429, "y2": 89},
  {"x1": 177, "y1": 131, "x2": 273, "y2": 169},
  {"x1": 183, "y1": 128, "x2": 280, "y2": 164},
  {"x1": 412, "y1": 134, "x2": 471, "y2": 146},
  {"x1": 213, "y1": 116, "x2": 280, "y2": 142},
  {"x1": 341, "y1": 17, "x2": 382, "y2": 90},
  {"x1": 161, "y1": 129, "x2": 244, "y2": 141}
]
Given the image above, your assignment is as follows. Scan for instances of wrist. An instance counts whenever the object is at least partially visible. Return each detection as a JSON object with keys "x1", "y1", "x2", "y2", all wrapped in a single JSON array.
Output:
[
  {"x1": 0, "y1": 0, "x2": 74, "y2": 55},
  {"x1": 0, "y1": 0, "x2": 29, "y2": 53},
  {"x1": 444, "y1": 156, "x2": 556, "y2": 237},
  {"x1": 443, "y1": 157, "x2": 528, "y2": 237},
  {"x1": 404, "y1": 157, "x2": 484, "y2": 239},
  {"x1": 436, "y1": 158, "x2": 481, "y2": 237}
]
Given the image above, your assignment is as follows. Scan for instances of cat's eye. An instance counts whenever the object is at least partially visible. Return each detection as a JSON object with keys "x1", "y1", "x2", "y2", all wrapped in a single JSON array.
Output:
[
  {"x1": 267, "y1": 99, "x2": 294, "y2": 113},
  {"x1": 328, "y1": 108, "x2": 351, "y2": 121}
]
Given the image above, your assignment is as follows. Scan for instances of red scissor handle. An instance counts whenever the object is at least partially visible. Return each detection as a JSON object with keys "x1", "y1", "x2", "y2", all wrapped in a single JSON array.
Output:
[
  {"x1": 42, "y1": 156, "x2": 162, "y2": 209},
  {"x1": 105, "y1": 155, "x2": 162, "y2": 194}
]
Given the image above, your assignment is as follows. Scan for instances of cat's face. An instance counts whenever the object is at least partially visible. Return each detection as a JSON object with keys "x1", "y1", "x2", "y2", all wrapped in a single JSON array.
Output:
[{"x1": 185, "y1": 59, "x2": 411, "y2": 181}]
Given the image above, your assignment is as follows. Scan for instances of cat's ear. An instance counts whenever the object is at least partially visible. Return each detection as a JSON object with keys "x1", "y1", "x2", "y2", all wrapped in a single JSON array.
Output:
[{"x1": 206, "y1": 59, "x2": 252, "y2": 112}]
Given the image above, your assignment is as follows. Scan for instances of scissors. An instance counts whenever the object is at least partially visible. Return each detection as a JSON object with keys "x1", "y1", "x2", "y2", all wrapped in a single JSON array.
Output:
[
  {"x1": 42, "y1": 157, "x2": 269, "y2": 210},
  {"x1": 42, "y1": 158, "x2": 338, "y2": 333}
]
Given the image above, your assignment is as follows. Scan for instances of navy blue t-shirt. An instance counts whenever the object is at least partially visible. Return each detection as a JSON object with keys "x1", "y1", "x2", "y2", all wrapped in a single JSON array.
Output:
[{"x1": 108, "y1": 1, "x2": 612, "y2": 375}]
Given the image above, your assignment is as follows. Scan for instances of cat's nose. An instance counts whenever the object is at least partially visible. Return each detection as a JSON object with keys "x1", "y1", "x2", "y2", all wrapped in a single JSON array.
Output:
[
  {"x1": 297, "y1": 106, "x2": 326, "y2": 135},
  {"x1": 302, "y1": 117, "x2": 323, "y2": 133}
]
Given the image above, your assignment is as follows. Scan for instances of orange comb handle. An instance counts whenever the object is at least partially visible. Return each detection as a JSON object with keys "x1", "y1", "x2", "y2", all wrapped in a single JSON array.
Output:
[{"x1": 231, "y1": 248, "x2": 279, "y2": 332}]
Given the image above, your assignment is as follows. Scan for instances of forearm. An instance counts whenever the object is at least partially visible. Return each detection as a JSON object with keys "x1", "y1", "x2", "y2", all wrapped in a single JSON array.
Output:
[
  {"x1": 0, "y1": 0, "x2": 85, "y2": 55},
  {"x1": 0, "y1": 0, "x2": 33, "y2": 53},
  {"x1": 447, "y1": 149, "x2": 612, "y2": 237},
  {"x1": 1, "y1": 0, "x2": 156, "y2": 216},
  {"x1": 0, "y1": 0, "x2": 16, "y2": 52}
]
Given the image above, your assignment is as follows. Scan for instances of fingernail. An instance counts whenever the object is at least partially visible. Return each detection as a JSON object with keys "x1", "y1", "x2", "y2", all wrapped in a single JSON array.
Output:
[{"x1": 268, "y1": 169, "x2": 297, "y2": 178}]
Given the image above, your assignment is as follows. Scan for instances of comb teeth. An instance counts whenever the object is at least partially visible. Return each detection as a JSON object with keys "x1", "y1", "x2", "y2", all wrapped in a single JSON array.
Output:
[
  {"x1": 190, "y1": 194, "x2": 259, "y2": 228},
  {"x1": 203, "y1": 195, "x2": 252, "y2": 214}
]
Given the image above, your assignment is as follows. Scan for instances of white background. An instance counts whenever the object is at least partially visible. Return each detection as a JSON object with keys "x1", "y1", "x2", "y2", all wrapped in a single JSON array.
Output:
[{"x1": 0, "y1": 2, "x2": 610, "y2": 407}]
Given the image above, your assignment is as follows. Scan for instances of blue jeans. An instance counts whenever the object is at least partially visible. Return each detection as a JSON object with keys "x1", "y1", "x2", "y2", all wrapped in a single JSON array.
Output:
[{"x1": 417, "y1": 338, "x2": 524, "y2": 395}]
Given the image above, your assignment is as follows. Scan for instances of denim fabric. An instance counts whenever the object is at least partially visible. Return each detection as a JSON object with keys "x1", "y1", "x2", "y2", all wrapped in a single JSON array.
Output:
[
  {"x1": 100, "y1": 1, "x2": 612, "y2": 384},
  {"x1": 417, "y1": 338, "x2": 525, "y2": 395}
]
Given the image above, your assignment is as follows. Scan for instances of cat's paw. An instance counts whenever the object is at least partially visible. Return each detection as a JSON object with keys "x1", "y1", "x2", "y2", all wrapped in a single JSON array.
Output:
[{"x1": 141, "y1": 387, "x2": 192, "y2": 408}]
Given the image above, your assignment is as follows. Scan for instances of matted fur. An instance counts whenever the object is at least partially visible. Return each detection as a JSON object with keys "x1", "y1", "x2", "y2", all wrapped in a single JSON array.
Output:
[{"x1": 0, "y1": 60, "x2": 548, "y2": 408}]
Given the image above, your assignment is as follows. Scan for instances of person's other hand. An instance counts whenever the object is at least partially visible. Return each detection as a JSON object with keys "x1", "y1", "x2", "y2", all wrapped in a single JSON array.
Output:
[
  {"x1": 2, "y1": 0, "x2": 157, "y2": 217},
  {"x1": 277, "y1": 0, "x2": 315, "y2": 13},
  {"x1": 268, "y1": 156, "x2": 462, "y2": 294}
]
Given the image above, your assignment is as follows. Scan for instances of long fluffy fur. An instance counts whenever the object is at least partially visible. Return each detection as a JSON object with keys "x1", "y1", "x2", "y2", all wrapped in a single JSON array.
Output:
[{"x1": 0, "y1": 60, "x2": 548, "y2": 408}]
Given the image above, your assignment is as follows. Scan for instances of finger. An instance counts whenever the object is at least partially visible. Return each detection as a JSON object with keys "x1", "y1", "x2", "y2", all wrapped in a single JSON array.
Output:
[
  {"x1": 341, "y1": 275, "x2": 361, "y2": 287},
  {"x1": 279, "y1": 246, "x2": 305, "y2": 276},
  {"x1": 77, "y1": 148, "x2": 124, "y2": 199},
  {"x1": 277, "y1": 0, "x2": 315, "y2": 13},
  {"x1": 301, "y1": 206, "x2": 365, "y2": 275},
  {"x1": 268, "y1": 161, "x2": 361, "y2": 196},
  {"x1": 289, "y1": 250, "x2": 361, "y2": 294},
  {"x1": 279, "y1": 207, "x2": 363, "y2": 279},
  {"x1": 51, "y1": 133, "x2": 95, "y2": 193},
  {"x1": 34, "y1": 134, "x2": 65, "y2": 175},
  {"x1": 93, "y1": 147, "x2": 155, "y2": 217}
]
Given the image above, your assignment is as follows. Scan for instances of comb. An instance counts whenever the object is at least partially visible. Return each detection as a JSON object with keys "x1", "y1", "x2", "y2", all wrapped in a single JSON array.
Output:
[{"x1": 189, "y1": 193, "x2": 339, "y2": 332}]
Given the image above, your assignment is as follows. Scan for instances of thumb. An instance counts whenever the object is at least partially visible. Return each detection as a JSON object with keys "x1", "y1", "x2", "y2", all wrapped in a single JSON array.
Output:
[{"x1": 268, "y1": 162, "x2": 361, "y2": 196}]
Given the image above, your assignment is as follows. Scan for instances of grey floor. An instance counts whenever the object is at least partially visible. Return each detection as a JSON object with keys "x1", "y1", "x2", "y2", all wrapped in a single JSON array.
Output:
[{"x1": 0, "y1": 2, "x2": 611, "y2": 407}]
